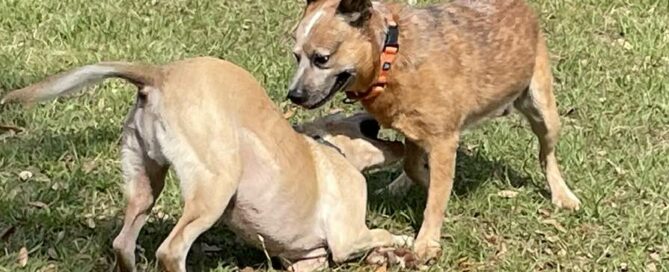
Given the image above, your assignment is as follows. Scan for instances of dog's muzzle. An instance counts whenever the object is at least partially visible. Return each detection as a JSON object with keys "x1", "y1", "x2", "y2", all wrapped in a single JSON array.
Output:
[{"x1": 287, "y1": 88, "x2": 308, "y2": 104}]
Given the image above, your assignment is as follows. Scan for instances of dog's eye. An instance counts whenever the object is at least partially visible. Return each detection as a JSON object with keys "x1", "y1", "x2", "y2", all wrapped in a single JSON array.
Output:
[
  {"x1": 313, "y1": 54, "x2": 330, "y2": 66},
  {"x1": 293, "y1": 52, "x2": 302, "y2": 63}
]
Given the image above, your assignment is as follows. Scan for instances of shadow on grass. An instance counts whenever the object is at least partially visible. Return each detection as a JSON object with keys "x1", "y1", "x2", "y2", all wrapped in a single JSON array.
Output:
[{"x1": 365, "y1": 147, "x2": 534, "y2": 231}]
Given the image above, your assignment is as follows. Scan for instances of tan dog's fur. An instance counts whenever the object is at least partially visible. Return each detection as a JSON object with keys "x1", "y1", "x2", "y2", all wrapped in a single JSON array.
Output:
[
  {"x1": 2, "y1": 57, "x2": 412, "y2": 272},
  {"x1": 288, "y1": 0, "x2": 582, "y2": 261}
]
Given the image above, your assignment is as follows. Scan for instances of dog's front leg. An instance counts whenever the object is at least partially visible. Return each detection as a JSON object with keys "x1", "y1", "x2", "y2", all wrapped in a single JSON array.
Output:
[
  {"x1": 326, "y1": 172, "x2": 413, "y2": 265},
  {"x1": 156, "y1": 156, "x2": 242, "y2": 272},
  {"x1": 413, "y1": 133, "x2": 459, "y2": 262},
  {"x1": 155, "y1": 166, "x2": 241, "y2": 272}
]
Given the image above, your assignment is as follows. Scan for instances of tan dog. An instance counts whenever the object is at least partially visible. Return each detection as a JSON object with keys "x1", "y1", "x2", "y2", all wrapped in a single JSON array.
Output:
[
  {"x1": 1, "y1": 57, "x2": 413, "y2": 272},
  {"x1": 287, "y1": 0, "x2": 582, "y2": 261}
]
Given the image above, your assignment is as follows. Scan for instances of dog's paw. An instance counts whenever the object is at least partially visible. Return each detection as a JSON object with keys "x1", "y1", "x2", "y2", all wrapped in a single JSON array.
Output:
[
  {"x1": 552, "y1": 190, "x2": 581, "y2": 211},
  {"x1": 413, "y1": 239, "x2": 441, "y2": 263},
  {"x1": 366, "y1": 247, "x2": 418, "y2": 269}
]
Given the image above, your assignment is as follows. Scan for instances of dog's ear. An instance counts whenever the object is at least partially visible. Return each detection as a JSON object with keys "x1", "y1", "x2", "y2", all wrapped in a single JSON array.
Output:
[{"x1": 336, "y1": 0, "x2": 372, "y2": 26}]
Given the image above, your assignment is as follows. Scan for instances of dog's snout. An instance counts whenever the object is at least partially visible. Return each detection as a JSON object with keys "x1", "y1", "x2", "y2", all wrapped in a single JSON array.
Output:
[{"x1": 287, "y1": 88, "x2": 308, "y2": 104}]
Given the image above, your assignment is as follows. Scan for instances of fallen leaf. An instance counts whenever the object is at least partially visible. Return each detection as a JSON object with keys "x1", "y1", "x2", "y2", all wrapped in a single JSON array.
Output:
[
  {"x1": 56, "y1": 231, "x2": 65, "y2": 242},
  {"x1": 86, "y1": 218, "x2": 96, "y2": 229},
  {"x1": 28, "y1": 201, "x2": 49, "y2": 209},
  {"x1": 47, "y1": 248, "x2": 58, "y2": 260},
  {"x1": 17, "y1": 247, "x2": 28, "y2": 267},
  {"x1": 19, "y1": 171, "x2": 33, "y2": 181},
  {"x1": 497, "y1": 190, "x2": 519, "y2": 198},
  {"x1": 1, "y1": 225, "x2": 16, "y2": 241},
  {"x1": 541, "y1": 219, "x2": 567, "y2": 233}
]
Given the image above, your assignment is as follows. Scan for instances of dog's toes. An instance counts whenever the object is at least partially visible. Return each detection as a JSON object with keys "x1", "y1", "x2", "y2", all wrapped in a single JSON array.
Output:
[
  {"x1": 413, "y1": 239, "x2": 441, "y2": 264},
  {"x1": 552, "y1": 190, "x2": 581, "y2": 211}
]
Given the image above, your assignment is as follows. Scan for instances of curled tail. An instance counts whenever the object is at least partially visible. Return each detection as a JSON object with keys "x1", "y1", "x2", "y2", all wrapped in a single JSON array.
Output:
[{"x1": 1, "y1": 62, "x2": 163, "y2": 105}]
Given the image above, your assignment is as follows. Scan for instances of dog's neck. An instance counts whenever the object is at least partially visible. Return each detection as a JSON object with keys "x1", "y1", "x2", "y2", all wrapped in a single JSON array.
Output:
[{"x1": 347, "y1": 2, "x2": 417, "y2": 101}]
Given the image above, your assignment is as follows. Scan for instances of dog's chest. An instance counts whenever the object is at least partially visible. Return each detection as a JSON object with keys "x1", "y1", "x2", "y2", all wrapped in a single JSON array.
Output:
[{"x1": 220, "y1": 131, "x2": 325, "y2": 257}]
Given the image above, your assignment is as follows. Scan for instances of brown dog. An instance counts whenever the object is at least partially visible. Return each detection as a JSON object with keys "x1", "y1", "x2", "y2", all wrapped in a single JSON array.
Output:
[
  {"x1": 2, "y1": 57, "x2": 413, "y2": 272},
  {"x1": 287, "y1": 0, "x2": 582, "y2": 261}
]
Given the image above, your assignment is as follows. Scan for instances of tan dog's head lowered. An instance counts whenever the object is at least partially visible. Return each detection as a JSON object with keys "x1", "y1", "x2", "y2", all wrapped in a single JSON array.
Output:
[
  {"x1": 287, "y1": 0, "x2": 381, "y2": 108},
  {"x1": 295, "y1": 111, "x2": 404, "y2": 171}
]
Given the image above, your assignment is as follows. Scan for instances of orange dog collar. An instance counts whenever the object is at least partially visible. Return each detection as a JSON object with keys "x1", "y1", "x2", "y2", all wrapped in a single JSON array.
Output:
[{"x1": 345, "y1": 13, "x2": 399, "y2": 103}]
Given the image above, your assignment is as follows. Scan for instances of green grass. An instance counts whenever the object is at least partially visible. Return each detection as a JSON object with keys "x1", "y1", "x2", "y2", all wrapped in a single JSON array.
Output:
[{"x1": 0, "y1": 0, "x2": 667, "y2": 271}]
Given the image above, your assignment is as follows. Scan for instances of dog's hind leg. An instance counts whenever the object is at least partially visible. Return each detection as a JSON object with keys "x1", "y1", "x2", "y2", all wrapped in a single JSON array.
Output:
[
  {"x1": 155, "y1": 161, "x2": 241, "y2": 272},
  {"x1": 326, "y1": 173, "x2": 413, "y2": 264},
  {"x1": 113, "y1": 127, "x2": 169, "y2": 272},
  {"x1": 513, "y1": 34, "x2": 581, "y2": 210},
  {"x1": 329, "y1": 227, "x2": 413, "y2": 264}
]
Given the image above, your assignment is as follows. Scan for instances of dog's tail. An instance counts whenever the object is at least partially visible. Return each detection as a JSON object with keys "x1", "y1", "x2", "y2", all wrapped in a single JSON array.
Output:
[{"x1": 1, "y1": 62, "x2": 162, "y2": 105}]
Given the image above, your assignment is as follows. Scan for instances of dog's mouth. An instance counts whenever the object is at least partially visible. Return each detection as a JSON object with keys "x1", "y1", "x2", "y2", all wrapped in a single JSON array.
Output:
[{"x1": 307, "y1": 72, "x2": 353, "y2": 109}]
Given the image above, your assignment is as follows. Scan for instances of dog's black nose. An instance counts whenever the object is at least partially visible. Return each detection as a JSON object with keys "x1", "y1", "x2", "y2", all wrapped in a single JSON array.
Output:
[{"x1": 287, "y1": 88, "x2": 308, "y2": 104}]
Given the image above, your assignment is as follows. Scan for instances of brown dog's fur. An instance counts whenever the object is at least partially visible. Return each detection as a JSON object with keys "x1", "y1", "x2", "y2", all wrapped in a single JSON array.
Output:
[
  {"x1": 2, "y1": 57, "x2": 413, "y2": 272},
  {"x1": 288, "y1": 0, "x2": 582, "y2": 261}
]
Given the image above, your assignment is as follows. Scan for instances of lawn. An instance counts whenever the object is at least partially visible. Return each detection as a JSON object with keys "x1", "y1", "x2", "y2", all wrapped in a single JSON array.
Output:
[{"x1": 0, "y1": 0, "x2": 667, "y2": 271}]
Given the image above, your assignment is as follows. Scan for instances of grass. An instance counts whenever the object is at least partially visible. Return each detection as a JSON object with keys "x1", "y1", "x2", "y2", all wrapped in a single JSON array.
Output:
[{"x1": 0, "y1": 0, "x2": 667, "y2": 271}]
